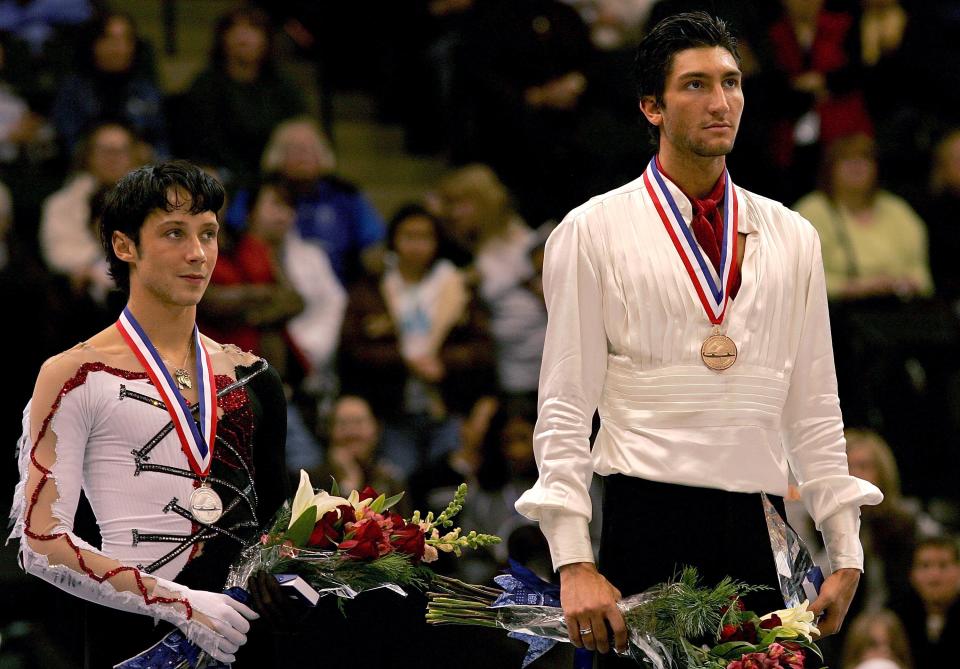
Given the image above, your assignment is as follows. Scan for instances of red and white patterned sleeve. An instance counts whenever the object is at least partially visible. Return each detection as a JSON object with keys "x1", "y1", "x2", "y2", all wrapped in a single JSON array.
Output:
[{"x1": 8, "y1": 356, "x2": 195, "y2": 626}]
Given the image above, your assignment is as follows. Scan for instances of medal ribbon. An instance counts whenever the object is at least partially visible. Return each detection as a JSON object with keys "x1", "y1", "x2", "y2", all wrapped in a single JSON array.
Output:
[
  {"x1": 642, "y1": 157, "x2": 739, "y2": 325},
  {"x1": 116, "y1": 307, "x2": 217, "y2": 476}
]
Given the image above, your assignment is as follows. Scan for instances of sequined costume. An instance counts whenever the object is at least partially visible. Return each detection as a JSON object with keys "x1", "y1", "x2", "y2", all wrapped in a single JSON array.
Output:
[{"x1": 9, "y1": 349, "x2": 288, "y2": 666}]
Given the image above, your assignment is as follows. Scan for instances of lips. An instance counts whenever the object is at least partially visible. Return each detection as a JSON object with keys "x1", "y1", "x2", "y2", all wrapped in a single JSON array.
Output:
[{"x1": 181, "y1": 274, "x2": 206, "y2": 283}]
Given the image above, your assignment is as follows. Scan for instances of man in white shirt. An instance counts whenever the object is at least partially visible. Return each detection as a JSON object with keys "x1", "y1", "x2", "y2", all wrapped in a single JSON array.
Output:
[{"x1": 515, "y1": 12, "x2": 882, "y2": 661}]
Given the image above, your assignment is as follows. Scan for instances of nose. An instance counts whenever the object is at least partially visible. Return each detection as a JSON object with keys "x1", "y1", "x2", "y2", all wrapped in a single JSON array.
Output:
[
  {"x1": 185, "y1": 234, "x2": 207, "y2": 263},
  {"x1": 708, "y1": 83, "x2": 731, "y2": 115}
]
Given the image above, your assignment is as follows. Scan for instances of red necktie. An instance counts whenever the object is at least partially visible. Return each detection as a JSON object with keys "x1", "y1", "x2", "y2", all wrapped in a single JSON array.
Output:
[{"x1": 690, "y1": 176, "x2": 741, "y2": 299}]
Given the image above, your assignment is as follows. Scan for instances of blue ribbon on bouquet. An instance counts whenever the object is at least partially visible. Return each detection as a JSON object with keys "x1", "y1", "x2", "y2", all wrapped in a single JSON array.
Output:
[
  {"x1": 115, "y1": 587, "x2": 249, "y2": 669},
  {"x1": 493, "y1": 560, "x2": 592, "y2": 669}
]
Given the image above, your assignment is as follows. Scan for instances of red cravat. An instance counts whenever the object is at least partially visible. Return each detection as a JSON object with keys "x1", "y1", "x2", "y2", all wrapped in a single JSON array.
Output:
[
  {"x1": 655, "y1": 157, "x2": 742, "y2": 298},
  {"x1": 690, "y1": 174, "x2": 742, "y2": 299},
  {"x1": 690, "y1": 175, "x2": 727, "y2": 276}
]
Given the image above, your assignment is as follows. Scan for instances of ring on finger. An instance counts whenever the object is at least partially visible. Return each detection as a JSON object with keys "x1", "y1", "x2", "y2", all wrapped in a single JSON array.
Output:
[{"x1": 579, "y1": 627, "x2": 593, "y2": 635}]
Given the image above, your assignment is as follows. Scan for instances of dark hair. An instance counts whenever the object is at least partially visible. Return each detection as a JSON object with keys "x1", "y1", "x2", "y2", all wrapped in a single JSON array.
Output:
[
  {"x1": 78, "y1": 11, "x2": 140, "y2": 74},
  {"x1": 914, "y1": 535, "x2": 960, "y2": 564},
  {"x1": 386, "y1": 203, "x2": 442, "y2": 253},
  {"x1": 99, "y1": 160, "x2": 225, "y2": 293},
  {"x1": 211, "y1": 7, "x2": 275, "y2": 75},
  {"x1": 254, "y1": 172, "x2": 296, "y2": 208},
  {"x1": 634, "y1": 12, "x2": 742, "y2": 143}
]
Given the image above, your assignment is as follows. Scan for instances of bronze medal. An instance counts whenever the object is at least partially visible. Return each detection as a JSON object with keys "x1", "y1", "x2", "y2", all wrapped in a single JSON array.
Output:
[
  {"x1": 189, "y1": 483, "x2": 223, "y2": 525},
  {"x1": 701, "y1": 332, "x2": 737, "y2": 371}
]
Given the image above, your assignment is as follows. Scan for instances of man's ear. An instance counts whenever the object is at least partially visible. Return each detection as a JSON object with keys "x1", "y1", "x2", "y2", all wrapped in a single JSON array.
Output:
[
  {"x1": 112, "y1": 231, "x2": 137, "y2": 263},
  {"x1": 639, "y1": 96, "x2": 663, "y2": 129}
]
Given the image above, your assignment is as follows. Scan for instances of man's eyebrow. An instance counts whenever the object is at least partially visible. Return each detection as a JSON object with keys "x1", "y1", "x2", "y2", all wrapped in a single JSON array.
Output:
[{"x1": 676, "y1": 70, "x2": 742, "y2": 80}]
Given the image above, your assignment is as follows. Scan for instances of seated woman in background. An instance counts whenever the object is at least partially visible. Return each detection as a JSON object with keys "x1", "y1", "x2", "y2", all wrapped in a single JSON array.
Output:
[
  {"x1": 795, "y1": 134, "x2": 944, "y2": 433},
  {"x1": 309, "y1": 395, "x2": 406, "y2": 511},
  {"x1": 430, "y1": 164, "x2": 547, "y2": 405},
  {"x1": 841, "y1": 609, "x2": 914, "y2": 669},
  {"x1": 339, "y1": 204, "x2": 495, "y2": 482},
  {"x1": 845, "y1": 429, "x2": 940, "y2": 613},
  {"x1": 794, "y1": 133, "x2": 932, "y2": 301}
]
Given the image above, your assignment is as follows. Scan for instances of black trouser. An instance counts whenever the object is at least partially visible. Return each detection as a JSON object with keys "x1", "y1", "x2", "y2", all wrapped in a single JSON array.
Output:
[{"x1": 596, "y1": 475, "x2": 788, "y2": 667}]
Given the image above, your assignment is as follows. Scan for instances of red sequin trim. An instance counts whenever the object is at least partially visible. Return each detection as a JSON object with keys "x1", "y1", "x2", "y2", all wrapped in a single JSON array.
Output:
[{"x1": 24, "y1": 362, "x2": 192, "y2": 617}]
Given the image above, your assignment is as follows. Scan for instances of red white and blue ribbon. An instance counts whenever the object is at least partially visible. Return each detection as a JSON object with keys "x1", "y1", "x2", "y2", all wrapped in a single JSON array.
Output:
[
  {"x1": 642, "y1": 157, "x2": 739, "y2": 325},
  {"x1": 116, "y1": 307, "x2": 217, "y2": 476}
]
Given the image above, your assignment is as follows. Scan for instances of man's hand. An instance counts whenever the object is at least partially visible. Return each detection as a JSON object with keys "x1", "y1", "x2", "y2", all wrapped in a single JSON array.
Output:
[
  {"x1": 558, "y1": 562, "x2": 628, "y2": 654},
  {"x1": 808, "y1": 567, "x2": 860, "y2": 637},
  {"x1": 247, "y1": 570, "x2": 312, "y2": 634}
]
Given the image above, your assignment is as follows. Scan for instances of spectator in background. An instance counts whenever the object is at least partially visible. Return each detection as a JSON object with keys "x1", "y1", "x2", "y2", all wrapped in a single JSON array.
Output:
[
  {"x1": 924, "y1": 129, "x2": 960, "y2": 305},
  {"x1": 245, "y1": 176, "x2": 346, "y2": 388},
  {"x1": 795, "y1": 134, "x2": 931, "y2": 301},
  {"x1": 432, "y1": 164, "x2": 546, "y2": 404},
  {"x1": 0, "y1": 0, "x2": 92, "y2": 56},
  {"x1": 199, "y1": 179, "x2": 307, "y2": 383},
  {"x1": 253, "y1": 116, "x2": 386, "y2": 285},
  {"x1": 766, "y1": 0, "x2": 873, "y2": 202},
  {"x1": 311, "y1": 395, "x2": 405, "y2": 505},
  {"x1": 339, "y1": 204, "x2": 494, "y2": 480},
  {"x1": 841, "y1": 609, "x2": 913, "y2": 669},
  {"x1": 891, "y1": 536, "x2": 960, "y2": 666},
  {"x1": 51, "y1": 12, "x2": 167, "y2": 156},
  {"x1": 179, "y1": 7, "x2": 307, "y2": 190},
  {"x1": 460, "y1": 0, "x2": 595, "y2": 224},
  {"x1": 844, "y1": 429, "x2": 940, "y2": 615},
  {"x1": 0, "y1": 33, "x2": 56, "y2": 166},
  {"x1": 39, "y1": 121, "x2": 141, "y2": 316}
]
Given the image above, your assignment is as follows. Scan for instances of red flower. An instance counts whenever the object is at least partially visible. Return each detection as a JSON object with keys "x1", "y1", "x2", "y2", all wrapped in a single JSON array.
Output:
[
  {"x1": 340, "y1": 518, "x2": 387, "y2": 559},
  {"x1": 390, "y1": 522, "x2": 426, "y2": 562},
  {"x1": 759, "y1": 614, "x2": 782, "y2": 630},
  {"x1": 720, "y1": 621, "x2": 757, "y2": 644},
  {"x1": 307, "y1": 504, "x2": 356, "y2": 548},
  {"x1": 358, "y1": 486, "x2": 379, "y2": 502}
]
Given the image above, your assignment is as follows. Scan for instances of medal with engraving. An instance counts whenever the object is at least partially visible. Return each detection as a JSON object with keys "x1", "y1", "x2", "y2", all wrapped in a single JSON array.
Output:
[
  {"x1": 701, "y1": 326, "x2": 738, "y2": 370},
  {"x1": 643, "y1": 158, "x2": 741, "y2": 371},
  {"x1": 188, "y1": 482, "x2": 224, "y2": 525}
]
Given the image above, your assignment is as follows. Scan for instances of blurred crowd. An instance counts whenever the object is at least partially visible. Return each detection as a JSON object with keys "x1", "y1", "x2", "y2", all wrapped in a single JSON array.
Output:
[{"x1": 2, "y1": 0, "x2": 960, "y2": 667}]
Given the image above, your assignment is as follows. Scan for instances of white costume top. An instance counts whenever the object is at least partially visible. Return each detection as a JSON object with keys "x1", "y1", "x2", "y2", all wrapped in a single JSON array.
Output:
[
  {"x1": 515, "y1": 163, "x2": 883, "y2": 571},
  {"x1": 8, "y1": 350, "x2": 281, "y2": 636}
]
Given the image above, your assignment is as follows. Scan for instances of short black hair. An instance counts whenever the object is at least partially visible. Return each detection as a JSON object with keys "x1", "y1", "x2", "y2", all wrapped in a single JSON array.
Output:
[
  {"x1": 386, "y1": 203, "x2": 441, "y2": 252},
  {"x1": 634, "y1": 11, "x2": 742, "y2": 143},
  {"x1": 99, "y1": 160, "x2": 225, "y2": 293}
]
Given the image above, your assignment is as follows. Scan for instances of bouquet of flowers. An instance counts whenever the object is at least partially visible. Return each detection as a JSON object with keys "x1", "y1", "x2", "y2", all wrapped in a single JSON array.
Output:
[
  {"x1": 426, "y1": 564, "x2": 823, "y2": 669},
  {"x1": 120, "y1": 471, "x2": 500, "y2": 669}
]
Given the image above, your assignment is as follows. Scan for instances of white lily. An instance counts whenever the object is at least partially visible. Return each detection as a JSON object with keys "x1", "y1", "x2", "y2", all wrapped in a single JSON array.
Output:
[
  {"x1": 288, "y1": 470, "x2": 350, "y2": 529},
  {"x1": 346, "y1": 489, "x2": 374, "y2": 513},
  {"x1": 760, "y1": 600, "x2": 820, "y2": 640}
]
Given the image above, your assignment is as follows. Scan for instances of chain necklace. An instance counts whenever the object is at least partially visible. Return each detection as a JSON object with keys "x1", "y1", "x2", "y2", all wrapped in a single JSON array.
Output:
[{"x1": 159, "y1": 345, "x2": 193, "y2": 390}]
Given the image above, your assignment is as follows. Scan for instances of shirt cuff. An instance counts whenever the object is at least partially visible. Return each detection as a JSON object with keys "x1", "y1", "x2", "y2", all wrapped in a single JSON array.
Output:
[
  {"x1": 819, "y1": 506, "x2": 864, "y2": 572},
  {"x1": 538, "y1": 509, "x2": 594, "y2": 571}
]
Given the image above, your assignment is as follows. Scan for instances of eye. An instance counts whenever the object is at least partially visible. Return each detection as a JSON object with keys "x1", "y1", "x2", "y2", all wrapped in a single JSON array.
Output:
[
  {"x1": 202, "y1": 229, "x2": 218, "y2": 241},
  {"x1": 166, "y1": 229, "x2": 183, "y2": 239},
  {"x1": 686, "y1": 80, "x2": 703, "y2": 90},
  {"x1": 723, "y1": 78, "x2": 740, "y2": 88}
]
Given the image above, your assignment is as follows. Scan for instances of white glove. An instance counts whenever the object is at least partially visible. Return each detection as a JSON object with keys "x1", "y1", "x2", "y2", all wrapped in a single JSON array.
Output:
[{"x1": 153, "y1": 577, "x2": 260, "y2": 664}]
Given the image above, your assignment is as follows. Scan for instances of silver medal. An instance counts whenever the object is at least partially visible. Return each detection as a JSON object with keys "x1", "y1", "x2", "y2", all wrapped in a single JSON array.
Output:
[{"x1": 189, "y1": 483, "x2": 223, "y2": 525}]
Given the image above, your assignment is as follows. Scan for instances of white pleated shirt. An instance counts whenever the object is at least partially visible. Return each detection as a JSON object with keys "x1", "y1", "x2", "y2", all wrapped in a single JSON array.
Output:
[{"x1": 515, "y1": 164, "x2": 883, "y2": 572}]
